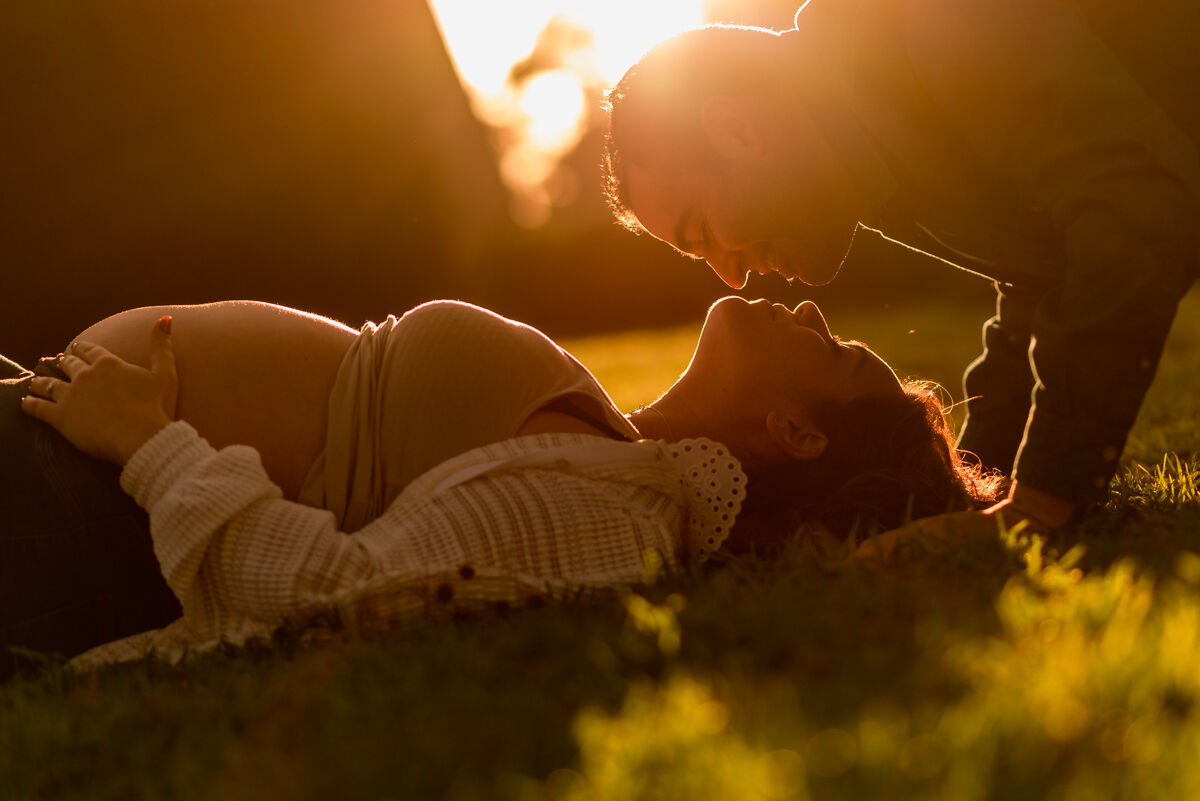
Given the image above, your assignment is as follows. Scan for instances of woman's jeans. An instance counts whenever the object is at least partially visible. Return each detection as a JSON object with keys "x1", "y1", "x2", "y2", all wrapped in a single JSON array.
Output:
[{"x1": 1, "y1": 354, "x2": 180, "y2": 679}]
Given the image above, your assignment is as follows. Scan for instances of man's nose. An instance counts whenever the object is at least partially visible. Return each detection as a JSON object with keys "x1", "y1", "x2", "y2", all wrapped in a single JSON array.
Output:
[{"x1": 708, "y1": 250, "x2": 748, "y2": 290}]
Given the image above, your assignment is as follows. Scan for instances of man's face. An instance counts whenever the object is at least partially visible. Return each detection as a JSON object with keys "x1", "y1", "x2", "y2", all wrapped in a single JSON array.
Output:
[{"x1": 623, "y1": 121, "x2": 862, "y2": 290}]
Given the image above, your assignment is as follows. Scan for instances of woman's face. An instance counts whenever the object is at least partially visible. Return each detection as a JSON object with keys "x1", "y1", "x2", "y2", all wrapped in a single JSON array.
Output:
[{"x1": 686, "y1": 296, "x2": 903, "y2": 410}]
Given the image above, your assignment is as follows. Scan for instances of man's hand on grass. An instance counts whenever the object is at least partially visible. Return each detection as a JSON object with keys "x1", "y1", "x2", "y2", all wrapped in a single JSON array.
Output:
[
  {"x1": 984, "y1": 481, "x2": 1078, "y2": 534},
  {"x1": 855, "y1": 510, "x2": 1003, "y2": 561}
]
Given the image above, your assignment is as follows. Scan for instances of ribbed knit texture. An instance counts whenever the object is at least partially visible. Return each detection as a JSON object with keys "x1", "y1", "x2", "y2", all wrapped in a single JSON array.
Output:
[{"x1": 81, "y1": 422, "x2": 691, "y2": 666}]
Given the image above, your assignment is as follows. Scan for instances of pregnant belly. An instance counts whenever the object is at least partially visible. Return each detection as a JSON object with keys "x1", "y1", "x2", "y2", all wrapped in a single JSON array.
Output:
[{"x1": 73, "y1": 301, "x2": 358, "y2": 498}]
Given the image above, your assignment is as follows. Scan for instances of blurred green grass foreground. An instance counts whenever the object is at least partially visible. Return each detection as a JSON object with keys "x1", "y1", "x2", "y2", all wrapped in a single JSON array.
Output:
[{"x1": 4, "y1": 289, "x2": 1200, "y2": 801}]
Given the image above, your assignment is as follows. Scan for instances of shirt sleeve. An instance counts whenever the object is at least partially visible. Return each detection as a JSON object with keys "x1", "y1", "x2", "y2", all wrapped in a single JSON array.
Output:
[
  {"x1": 120, "y1": 422, "x2": 679, "y2": 640},
  {"x1": 901, "y1": 0, "x2": 1200, "y2": 502},
  {"x1": 957, "y1": 284, "x2": 1037, "y2": 475}
]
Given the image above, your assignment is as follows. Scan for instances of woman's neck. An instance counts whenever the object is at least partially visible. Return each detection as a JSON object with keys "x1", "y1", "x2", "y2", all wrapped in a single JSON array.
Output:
[
  {"x1": 628, "y1": 385, "x2": 772, "y2": 469},
  {"x1": 627, "y1": 391, "x2": 709, "y2": 442},
  {"x1": 627, "y1": 403, "x2": 675, "y2": 440}
]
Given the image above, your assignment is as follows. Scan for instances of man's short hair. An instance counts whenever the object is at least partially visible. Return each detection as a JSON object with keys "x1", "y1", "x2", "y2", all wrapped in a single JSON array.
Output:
[{"x1": 603, "y1": 24, "x2": 787, "y2": 231}]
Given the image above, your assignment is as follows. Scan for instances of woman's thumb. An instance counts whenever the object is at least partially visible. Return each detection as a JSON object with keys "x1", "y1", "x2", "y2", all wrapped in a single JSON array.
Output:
[
  {"x1": 150, "y1": 315, "x2": 179, "y2": 417},
  {"x1": 149, "y1": 315, "x2": 176, "y2": 371}
]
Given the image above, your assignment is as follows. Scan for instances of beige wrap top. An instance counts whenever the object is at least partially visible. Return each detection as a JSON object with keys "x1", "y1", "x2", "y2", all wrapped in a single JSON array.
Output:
[{"x1": 297, "y1": 300, "x2": 639, "y2": 531}]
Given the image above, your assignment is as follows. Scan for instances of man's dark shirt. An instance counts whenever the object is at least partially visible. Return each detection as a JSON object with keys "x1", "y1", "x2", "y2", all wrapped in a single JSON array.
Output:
[{"x1": 791, "y1": 0, "x2": 1200, "y2": 504}]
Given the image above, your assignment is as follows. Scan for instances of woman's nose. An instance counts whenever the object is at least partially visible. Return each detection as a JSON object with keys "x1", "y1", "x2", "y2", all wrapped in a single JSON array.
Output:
[{"x1": 795, "y1": 301, "x2": 832, "y2": 339}]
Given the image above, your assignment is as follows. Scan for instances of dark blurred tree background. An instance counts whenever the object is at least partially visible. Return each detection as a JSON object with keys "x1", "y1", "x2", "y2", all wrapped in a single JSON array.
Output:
[{"x1": 2, "y1": 0, "x2": 1003, "y2": 365}]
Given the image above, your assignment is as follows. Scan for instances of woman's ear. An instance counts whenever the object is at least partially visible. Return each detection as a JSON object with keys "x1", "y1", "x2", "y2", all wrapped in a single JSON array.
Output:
[
  {"x1": 765, "y1": 409, "x2": 828, "y2": 461},
  {"x1": 699, "y1": 95, "x2": 766, "y2": 160}
]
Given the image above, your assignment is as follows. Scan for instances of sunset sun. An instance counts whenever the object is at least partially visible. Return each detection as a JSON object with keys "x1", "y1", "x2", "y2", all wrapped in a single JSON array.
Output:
[{"x1": 429, "y1": 0, "x2": 711, "y2": 224}]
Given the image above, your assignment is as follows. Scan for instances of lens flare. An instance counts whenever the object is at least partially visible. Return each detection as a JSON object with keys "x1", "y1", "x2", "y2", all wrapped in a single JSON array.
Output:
[{"x1": 429, "y1": 0, "x2": 710, "y2": 224}]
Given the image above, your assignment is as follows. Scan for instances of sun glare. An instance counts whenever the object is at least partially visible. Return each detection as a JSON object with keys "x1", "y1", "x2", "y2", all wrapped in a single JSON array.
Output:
[
  {"x1": 428, "y1": 0, "x2": 710, "y2": 225},
  {"x1": 519, "y1": 70, "x2": 586, "y2": 150}
]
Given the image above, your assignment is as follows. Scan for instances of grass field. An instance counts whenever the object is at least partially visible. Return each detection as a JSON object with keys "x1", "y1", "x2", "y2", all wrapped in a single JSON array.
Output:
[{"x1": 3, "y1": 290, "x2": 1199, "y2": 801}]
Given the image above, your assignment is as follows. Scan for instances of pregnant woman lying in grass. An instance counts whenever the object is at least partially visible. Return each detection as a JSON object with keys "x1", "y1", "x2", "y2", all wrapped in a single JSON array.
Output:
[{"x1": 0, "y1": 296, "x2": 997, "y2": 677}]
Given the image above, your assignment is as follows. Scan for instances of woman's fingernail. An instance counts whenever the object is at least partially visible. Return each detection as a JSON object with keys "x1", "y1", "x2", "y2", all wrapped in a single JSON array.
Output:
[{"x1": 158, "y1": 315, "x2": 172, "y2": 334}]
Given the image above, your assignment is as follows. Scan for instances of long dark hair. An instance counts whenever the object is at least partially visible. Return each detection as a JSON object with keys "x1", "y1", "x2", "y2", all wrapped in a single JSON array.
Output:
[{"x1": 729, "y1": 380, "x2": 1003, "y2": 551}]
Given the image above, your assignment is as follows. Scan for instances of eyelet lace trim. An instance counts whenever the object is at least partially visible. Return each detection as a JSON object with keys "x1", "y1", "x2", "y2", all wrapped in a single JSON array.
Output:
[{"x1": 661, "y1": 438, "x2": 747, "y2": 562}]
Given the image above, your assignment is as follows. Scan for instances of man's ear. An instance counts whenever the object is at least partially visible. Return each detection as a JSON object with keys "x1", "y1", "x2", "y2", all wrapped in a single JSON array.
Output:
[
  {"x1": 765, "y1": 410, "x2": 828, "y2": 461},
  {"x1": 699, "y1": 95, "x2": 766, "y2": 160}
]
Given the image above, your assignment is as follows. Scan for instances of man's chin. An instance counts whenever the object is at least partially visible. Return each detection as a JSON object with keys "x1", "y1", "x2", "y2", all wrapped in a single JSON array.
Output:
[
  {"x1": 782, "y1": 262, "x2": 841, "y2": 287},
  {"x1": 776, "y1": 243, "x2": 848, "y2": 286}
]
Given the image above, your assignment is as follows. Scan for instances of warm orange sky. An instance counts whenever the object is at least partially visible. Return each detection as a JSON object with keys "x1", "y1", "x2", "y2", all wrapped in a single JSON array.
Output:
[{"x1": 428, "y1": 1, "x2": 712, "y2": 224}]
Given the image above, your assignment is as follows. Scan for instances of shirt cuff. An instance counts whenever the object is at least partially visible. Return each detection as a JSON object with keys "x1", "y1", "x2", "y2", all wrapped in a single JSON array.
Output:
[
  {"x1": 1013, "y1": 408, "x2": 1128, "y2": 505},
  {"x1": 120, "y1": 420, "x2": 217, "y2": 510}
]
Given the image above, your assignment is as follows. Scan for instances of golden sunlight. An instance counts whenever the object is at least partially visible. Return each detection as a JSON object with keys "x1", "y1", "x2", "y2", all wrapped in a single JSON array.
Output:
[
  {"x1": 428, "y1": 0, "x2": 710, "y2": 225},
  {"x1": 520, "y1": 71, "x2": 586, "y2": 151}
]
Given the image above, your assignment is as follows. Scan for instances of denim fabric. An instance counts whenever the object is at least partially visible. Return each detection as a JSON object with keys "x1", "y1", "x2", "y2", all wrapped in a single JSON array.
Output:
[{"x1": 0, "y1": 356, "x2": 180, "y2": 680}]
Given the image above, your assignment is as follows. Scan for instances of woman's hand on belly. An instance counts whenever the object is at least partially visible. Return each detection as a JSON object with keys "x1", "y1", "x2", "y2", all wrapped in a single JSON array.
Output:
[
  {"x1": 71, "y1": 300, "x2": 358, "y2": 497},
  {"x1": 21, "y1": 317, "x2": 177, "y2": 465}
]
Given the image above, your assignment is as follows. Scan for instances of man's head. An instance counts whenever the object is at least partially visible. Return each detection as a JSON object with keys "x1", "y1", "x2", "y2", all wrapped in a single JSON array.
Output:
[{"x1": 604, "y1": 23, "x2": 869, "y2": 289}]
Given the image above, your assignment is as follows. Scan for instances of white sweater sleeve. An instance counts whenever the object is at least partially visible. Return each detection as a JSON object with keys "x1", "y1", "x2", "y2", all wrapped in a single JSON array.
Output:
[
  {"x1": 120, "y1": 422, "x2": 378, "y2": 635},
  {"x1": 120, "y1": 422, "x2": 682, "y2": 641}
]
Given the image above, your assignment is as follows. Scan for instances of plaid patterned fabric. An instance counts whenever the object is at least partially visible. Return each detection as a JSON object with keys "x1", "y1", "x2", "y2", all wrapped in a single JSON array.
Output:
[{"x1": 72, "y1": 422, "x2": 690, "y2": 667}]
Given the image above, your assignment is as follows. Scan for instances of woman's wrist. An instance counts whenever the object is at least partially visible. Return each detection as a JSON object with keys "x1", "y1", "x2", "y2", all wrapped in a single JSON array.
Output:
[{"x1": 113, "y1": 415, "x2": 173, "y2": 466}]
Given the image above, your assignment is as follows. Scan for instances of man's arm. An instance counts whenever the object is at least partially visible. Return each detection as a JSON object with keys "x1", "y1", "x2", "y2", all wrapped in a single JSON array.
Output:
[
  {"x1": 957, "y1": 284, "x2": 1038, "y2": 475},
  {"x1": 902, "y1": 0, "x2": 1200, "y2": 514}
]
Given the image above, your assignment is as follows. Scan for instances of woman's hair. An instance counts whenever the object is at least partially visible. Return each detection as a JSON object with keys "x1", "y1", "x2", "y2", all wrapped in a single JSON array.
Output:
[
  {"x1": 603, "y1": 24, "x2": 786, "y2": 232},
  {"x1": 728, "y1": 379, "x2": 1004, "y2": 552}
]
